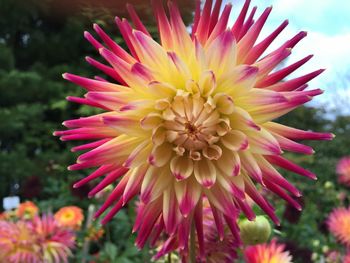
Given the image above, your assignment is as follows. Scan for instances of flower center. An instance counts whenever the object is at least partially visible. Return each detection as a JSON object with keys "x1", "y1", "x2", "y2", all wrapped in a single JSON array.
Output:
[
  {"x1": 164, "y1": 94, "x2": 219, "y2": 151},
  {"x1": 185, "y1": 122, "x2": 197, "y2": 135},
  {"x1": 63, "y1": 211, "x2": 74, "y2": 221},
  {"x1": 142, "y1": 80, "x2": 238, "y2": 163},
  {"x1": 158, "y1": 92, "x2": 235, "y2": 161}
]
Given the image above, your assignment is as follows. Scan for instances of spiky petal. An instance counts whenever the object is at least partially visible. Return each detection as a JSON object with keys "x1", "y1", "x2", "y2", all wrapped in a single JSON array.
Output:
[{"x1": 199, "y1": 201, "x2": 239, "y2": 263}]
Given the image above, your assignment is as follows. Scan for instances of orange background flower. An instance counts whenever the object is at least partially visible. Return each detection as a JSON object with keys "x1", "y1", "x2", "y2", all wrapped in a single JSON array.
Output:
[
  {"x1": 54, "y1": 206, "x2": 84, "y2": 229},
  {"x1": 244, "y1": 239, "x2": 293, "y2": 263},
  {"x1": 16, "y1": 201, "x2": 39, "y2": 219}
]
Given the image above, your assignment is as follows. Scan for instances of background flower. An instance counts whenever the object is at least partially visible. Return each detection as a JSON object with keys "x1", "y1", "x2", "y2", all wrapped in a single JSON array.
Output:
[
  {"x1": 33, "y1": 215, "x2": 76, "y2": 263},
  {"x1": 336, "y1": 156, "x2": 350, "y2": 186},
  {"x1": 0, "y1": 215, "x2": 76, "y2": 263},
  {"x1": 325, "y1": 250, "x2": 341, "y2": 263},
  {"x1": 344, "y1": 253, "x2": 350, "y2": 263},
  {"x1": 0, "y1": 220, "x2": 40, "y2": 263},
  {"x1": 327, "y1": 207, "x2": 350, "y2": 247},
  {"x1": 153, "y1": 199, "x2": 239, "y2": 262},
  {"x1": 244, "y1": 239, "x2": 293, "y2": 263},
  {"x1": 16, "y1": 201, "x2": 39, "y2": 219},
  {"x1": 54, "y1": 206, "x2": 84, "y2": 230},
  {"x1": 200, "y1": 201, "x2": 239, "y2": 263},
  {"x1": 86, "y1": 225, "x2": 105, "y2": 242}
]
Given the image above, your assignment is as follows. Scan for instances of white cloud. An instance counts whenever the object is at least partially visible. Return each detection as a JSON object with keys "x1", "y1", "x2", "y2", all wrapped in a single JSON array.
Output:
[
  {"x1": 295, "y1": 31, "x2": 350, "y2": 113},
  {"x1": 248, "y1": 0, "x2": 350, "y2": 34},
  {"x1": 226, "y1": 0, "x2": 350, "y2": 114},
  {"x1": 291, "y1": 31, "x2": 350, "y2": 79}
]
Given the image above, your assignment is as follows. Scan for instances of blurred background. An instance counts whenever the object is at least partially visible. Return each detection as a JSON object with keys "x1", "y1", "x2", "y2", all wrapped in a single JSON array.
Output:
[{"x1": 0, "y1": 0, "x2": 349, "y2": 262}]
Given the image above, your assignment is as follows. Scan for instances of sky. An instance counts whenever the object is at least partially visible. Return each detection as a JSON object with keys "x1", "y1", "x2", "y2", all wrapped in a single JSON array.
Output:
[{"x1": 225, "y1": 0, "x2": 350, "y2": 115}]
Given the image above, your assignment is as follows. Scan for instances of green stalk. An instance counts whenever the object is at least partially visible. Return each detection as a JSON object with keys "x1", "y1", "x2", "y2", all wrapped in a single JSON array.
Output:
[{"x1": 190, "y1": 222, "x2": 196, "y2": 263}]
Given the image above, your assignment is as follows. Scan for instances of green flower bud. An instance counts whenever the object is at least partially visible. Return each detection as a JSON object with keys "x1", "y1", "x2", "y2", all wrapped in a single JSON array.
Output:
[
  {"x1": 239, "y1": 216, "x2": 271, "y2": 245},
  {"x1": 324, "y1": 181, "x2": 333, "y2": 189},
  {"x1": 311, "y1": 252, "x2": 318, "y2": 261},
  {"x1": 312, "y1": 239, "x2": 320, "y2": 247},
  {"x1": 322, "y1": 245, "x2": 329, "y2": 253}
]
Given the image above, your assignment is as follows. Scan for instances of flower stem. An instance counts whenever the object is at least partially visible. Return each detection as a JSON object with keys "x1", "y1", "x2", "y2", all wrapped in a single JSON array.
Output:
[
  {"x1": 190, "y1": 222, "x2": 196, "y2": 263},
  {"x1": 82, "y1": 204, "x2": 95, "y2": 263},
  {"x1": 168, "y1": 252, "x2": 172, "y2": 263}
]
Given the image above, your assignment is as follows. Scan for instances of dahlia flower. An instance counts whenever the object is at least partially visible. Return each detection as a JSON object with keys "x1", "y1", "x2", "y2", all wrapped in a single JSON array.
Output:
[
  {"x1": 344, "y1": 253, "x2": 350, "y2": 263},
  {"x1": 33, "y1": 215, "x2": 75, "y2": 263},
  {"x1": 325, "y1": 250, "x2": 341, "y2": 263},
  {"x1": 0, "y1": 220, "x2": 40, "y2": 263},
  {"x1": 54, "y1": 206, "x2": 84, "y2": 230},
  {"x1": 16, "y1": 201, "x2": 39, "y2": 220},
  {"x1": 0, "y1": 215, "x2": 75, "y2": 263},
  {"x1": 86, "y1": 225, "x2": 105, "y2": 241},
  {"x1": 336, "y1": 156, "x2": 350, "y2": 186},
  {"x1": 55, "y1": 0, "x2": 332, "y2": 256},
  {"x1": 197, "y1": 200, "x2": 238, "y2": 262},
  {"x1": 0, "y1": 210, "x2": 17, "y2": 221},
  {"x1": 0, "y1": 213, "x2": 6, "y2": 220},
  {"x1": 327, "y1": 207, "x2": 350, "y2": 246},
  {"x1": 244, "y1": 239, "x2": 293, "y2": 263}
]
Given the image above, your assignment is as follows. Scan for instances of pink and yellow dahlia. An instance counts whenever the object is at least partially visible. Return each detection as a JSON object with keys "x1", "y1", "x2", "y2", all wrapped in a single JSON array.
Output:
[
  {"x1": 336, "y1": 156, "x2": 350, "y2": 186},
  {"x1": 55, "y1": 0, "x2": 333, "y2": 255},
  {"x1": 0, "y1": 216, "x2": 75, "y2": 263},
  {"x1": 325, "y1": 250, "x2": 341, "y2": 263},
  {"x1": 327, "y1": 207, "x2": 350, "y2": 247},
  {"x1": 33, "y1": 215, "x2": 75, "y2": 263},
  {"x1": 0, "y1": 220, "x2": 40, "y2": 263},
  {"x1": 198, "y1": 200, "x2": 238, "y2": 263},
  {"x1": 16, "y1": 201, "x2": 39, "y2": 219},
  {"x1": 54, "y1": 206, "x2": 84, "y2": 230},
  {"x1": 344, "y1": 253, "x2": 350, "y2": 263},
  {"x1": 244, "y1": 239, "x2": 293, "y2": 263}
]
